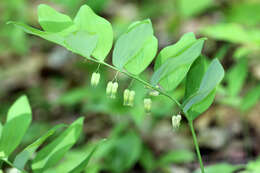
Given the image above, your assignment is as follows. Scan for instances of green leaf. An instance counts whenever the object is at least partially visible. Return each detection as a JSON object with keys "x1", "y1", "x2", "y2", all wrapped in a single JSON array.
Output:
[
  {"x1": 9, "y1": 22, "x2": 98, "y2": 60},
  {"x1": 0, "y1": 123, "x2": 2, "y2": 140},
  {"x1": 184, "y1": 56, "x2": 207, "y2": 100},
  {"x1": 240, "y1": 84, "x2": 260, "y2": 112},
  {"x1": 193, "y1": 163, "x2": 242, "y2": 173},
  {"x1": 64, "y1": 30, "x2": 98, "y2": 59},
  {"x1": 112, "y1": 19, "x2": 155, "y2": 71},
  {"x1": 186, "y1": 90, "x2": 216, "y2": 120},
  {"x1": 226, "y1": 2, "x2": 260, "y2": 27},
  {"x1": 68, "y1": 139, "x2": 106, "y2": 173},
  {"x1": 183, "y1": 56, "x2": 216, "y2": 120},
  {"x1": 234, "y1": 46, "x2": 251, "y2": 59},
  {"x1": 158, "y1": 149, "x2": 195, "y2": 166},
  {"x1": 183, "y1": 59, "x2": 224, "y2": 120},
  {"x1": 0, "y1": 95, "x2": 32, "y2": 157},
  {"x1": 246, "y1": 157, "x2": 260, "y2": 172},
  {"x1": 13, "y1": 124, "x2": 66, "y2": 170},
  {"x1": 8, "y1": 21, "x2": 68, "y2": 47},
  {"x1": 124, "y1": 35, "x2": 158, "y2": 75},
  {"x1": 151, "y1": 36, "x2": 205, "y2": 91},
  {"x1": 139, "y1": 146, "x2": 156, "y2": 172},
  {"x1": 32, "y1": 117, "x2": 84, "y2": 173},
  {"x1": 0, "y1": 158, "x2": 27, "y2": 173},
  {"x1": 11, "y1": 4, "x2": 112, "y2": 60},
  {"x1": 178, "y1": 0, "x2": 214, "y2": 18},
  {"x1": 103, "y1": 131, "x2": 142, "y2": 172},
  {"x1": 201, "y1": 23, "x2": 260, "y2": 48},
  {"x1": 226, "y1": 58, "x2": 248, "y2": 97},
  {"x1": 74, "y1": 5, "x2": 113, "y2": 60},
  {"x1": 86, "y1": 0, "x2": 109, "y2": 13},
  {"x1": 38, "y1": 4, "x2": 74, "y2": 33},
  {"x1": 154, "y1": 32, "x2": 197, "y2": 69},
  {"x1": 201, "y1": 23, "x2": 248, "y2": 44}
]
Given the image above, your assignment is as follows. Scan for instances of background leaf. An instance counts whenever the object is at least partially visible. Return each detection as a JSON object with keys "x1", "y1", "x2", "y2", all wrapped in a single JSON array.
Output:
[
  {"x1": 158, "y1": 149, "x2": 195, "y2": 166},
  {"x1": 226, "y1": 2, "x2": 260, "y2": 27},
  {"x1": 240, "y1": 84, "x2": 260, "y2": 112},
  {"x1": 13, "y1": 124, "x2": 66, "y2": 170},
  {"x1": 226, "y1": 58, "x2": 248, "y2": 97},
  {"x1": 246, "y1": 157, "x2": 260, "y2": 172},
  {"x1": 177, "y1": 0, "x2": 214, "y2": 18},
  {"x1": 201, "y1": 23, "x2": 260, "y2": 48},
  {"x1": 102, "y1": 131, "x2": 142, "y2": 173},
  {"x1": 0, "y1": 123, "x2": 2, "y2": 140},
  {"x1": 31, "y1": 117, "x2": 84, "y2": 173},
  {"x1": 68, "y1": 139, "x2": 106, "y2": 173},
  {"x1": 0, "y1": 158, "x2": 27, "y2": 173},
  {"x1": 193, "y1": 163, "x2": 242, "y2": 173},
  {"x1": 0, "y1": 95, "x2": 32, "y2": 157}
]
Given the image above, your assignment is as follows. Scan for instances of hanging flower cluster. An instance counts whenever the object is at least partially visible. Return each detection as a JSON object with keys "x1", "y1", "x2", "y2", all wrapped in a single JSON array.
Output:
[
  {"x1": 106, "y1": 81, "x2": 118, "y2": 99},
  {"x1": 123, "y1": 89, "x2": 135, "y2": 107},
  {"x1": 90, "y1": 70, "x2": 158, "y2": 113}
]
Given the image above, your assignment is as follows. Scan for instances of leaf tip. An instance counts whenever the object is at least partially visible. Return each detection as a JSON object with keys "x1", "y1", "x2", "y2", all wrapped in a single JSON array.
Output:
[
  {"x1": 37, "y1": 3, "x2": 49, "y2": 10},
  {"x1": 6, "y1": 21, "x2": 13, "y2": 25},
  {"x1": 18, "y1": 95, "x2": 29, "y2": 103}
]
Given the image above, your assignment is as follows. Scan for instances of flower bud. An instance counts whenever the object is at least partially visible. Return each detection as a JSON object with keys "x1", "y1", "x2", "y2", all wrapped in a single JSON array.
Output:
[
  {"x1": 106, "y1": 81, "x2": 113, "y2": 97},
  {"x1": 172, "y1": 114, "x2": 182, "y2": 130},
  {"x1": 110, "y1": 82, "x2": 118, "y2": 99},
  {"x1": 149, "y1": 85, "x2": 160, "y2": 96},
  {"x1": 144, "y1": 98, "x2": 152, "y2": 113},
  {"x1": 149, "y1": 90, "x2": 159, "y2": 96},
  {"x1": 91, "y1": 72, "x2": 100, "y2": 87},
  {"x1": 123, "y1": 89, "x2": 130, "y2": 106},
  {"x1": 128, "y1": 90, "x2": 135, "y2": 106},
  {"x1": 124, "y1": 89, "x2": 135, "y2": 106},
  {"x1": 7, "y1": 168, "x2": 19, "y2": 173}
]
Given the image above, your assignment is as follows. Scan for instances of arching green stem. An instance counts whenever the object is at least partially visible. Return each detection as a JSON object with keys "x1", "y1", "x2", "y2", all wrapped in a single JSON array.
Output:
[
  {"x1": 188, "y1": 120, "x2": 205, "y2": 173},
  {"x1": 90, "y1": 58, "x2": 182, "y2": 107}
]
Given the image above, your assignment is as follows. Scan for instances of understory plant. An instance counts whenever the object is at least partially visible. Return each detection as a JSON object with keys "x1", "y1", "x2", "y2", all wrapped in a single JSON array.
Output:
[
  {"x1": 9, "y1": 4, "x2": 225, "y2": 173},
  {"x1": 0, "y1": 95, "x2": 103, "y2": 172}
]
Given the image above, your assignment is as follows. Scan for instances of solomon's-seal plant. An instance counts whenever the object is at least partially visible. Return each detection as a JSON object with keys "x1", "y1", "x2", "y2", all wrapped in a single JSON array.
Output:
[{"x1": 9, "y1": 4, "x2": 225, "y2": 172}]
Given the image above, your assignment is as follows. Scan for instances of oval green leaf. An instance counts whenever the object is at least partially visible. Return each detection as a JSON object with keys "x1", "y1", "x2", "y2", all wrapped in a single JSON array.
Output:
[
  {"x1": 13, "y1": 124, "x2": 66, "y2": 170},
  {"x1": 151, "y1": 38, "x2": 205, "y2": 91},
  {"x1": 0, "y1": 95, "x2": 32, "y2": 157},
  {"x1": 112, "y1": 19, "x2": 156, "y2": 74},
  {"x1": 38, "y1": 4, "x2": 74, "y2": 33},
  {"x1": 74, "y1": 5, "x2": 113, "y2": 60},
  {"x1": 32, "y1": 117, "x2": 84, "y2": 173},
  {"x1": 183, "y1": 59, "x2": 225, "y2": 120}
]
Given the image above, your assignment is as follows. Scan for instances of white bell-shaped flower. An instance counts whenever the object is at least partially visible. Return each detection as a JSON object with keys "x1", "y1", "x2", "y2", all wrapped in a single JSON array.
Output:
[
  {"x1": 123, "y1": 89, "x2": 135, "y2": 106},
  {"x1": 144, "y1": 98, "x2": 152, "y2": 113},
  {"x1": 91, "y1": 72, "x2": 100, "y2": 87},
  {"x1": 172, "y1": 114, "x2": 182, "y2": 130}
]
